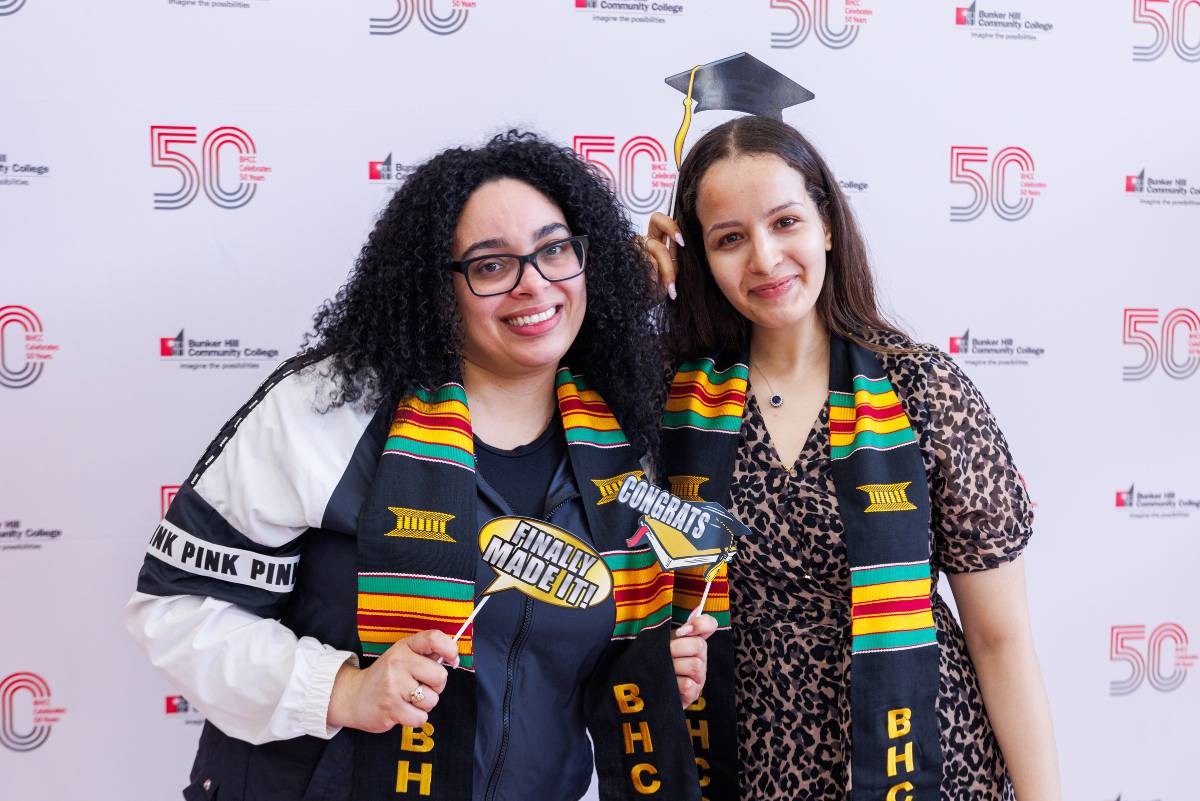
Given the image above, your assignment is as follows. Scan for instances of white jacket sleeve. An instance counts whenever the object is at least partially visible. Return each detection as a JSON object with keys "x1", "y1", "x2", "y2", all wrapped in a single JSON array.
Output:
[
  {"x1": 127, "y1": 357, "x2": 374, "y2": 745},
  {"x1": 125, "y1": 591, "x2": 358, "y2": 744}
]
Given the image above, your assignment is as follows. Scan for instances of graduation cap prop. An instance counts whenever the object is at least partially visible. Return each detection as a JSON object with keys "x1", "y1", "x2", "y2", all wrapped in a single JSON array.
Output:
[
  {"x1": 665, "y1": 51, "x2": 815, "y2": 169},
  {"x1": 614, "y1": 475, "x2": 751, "y2": 621},
  {"x1": 627, "y1": 502, "x2": 746, "y2": 576}
]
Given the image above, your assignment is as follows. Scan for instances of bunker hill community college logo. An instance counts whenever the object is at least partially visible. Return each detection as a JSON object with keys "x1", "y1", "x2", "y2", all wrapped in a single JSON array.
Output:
[
  {"x1": 1113, "y1": 482, "x2": 1199, "y2": 519},
  {"x1": 770, "y1": 0, "x2": 873, "y2": 49},
  {"x1": 0, "y1": 305, "x2": 59, "y2": 389},
  {"x1": 165, "y1": 0, "x2": 270, "y2": 8},
  {"x1": 165, "y1": 695, "x2": 204, "y2": 725},
  {"x1": 165, "y1": 0, "x2": 268, "y2": 8},
  {"x1": 949, "y1": 146, "x2": 1045, "y2": 221},
  {"x1": 574, "y1": 0, "x2": 686, "y2": 25},
  {"x1": 0, "y1": 519, "x2": 65, "y2": 553},
  {"x1": 150, "y1": 125, "x2": 271, "y2": 210},
  {"x1": 369, "y1": 0, "x2": 475, "y2": 35},
  {"x1": 368, "y1": 152, "x2": 416, "y2": 185},
  {"x1": 947, "y1": 328, "x2": 1046, "y2": 367},
  {"x1": 0, "y1": 152, "x2": 51, "y2": 187},
  {"x1": 953, "y1": 1, "x2": 1054, "y2": 41},
  {"x1": 1122, "y1": 307, "x2": 1200, "y2": 380},
  {"x1": 1124, "y1": 166, "x2": 1200, "y2": 208},
  {"x1": 0, "y1": 672, "x2": 66, "y2": 752},
  {"x1": 159, "y1": 328, "x2": 281, "y2": 372},
  {"x1": 1133, "y1": 0, "x2": 1200, "y2": 61}
]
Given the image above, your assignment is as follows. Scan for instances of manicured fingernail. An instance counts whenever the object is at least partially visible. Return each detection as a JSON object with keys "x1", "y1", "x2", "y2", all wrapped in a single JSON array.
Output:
[
  {"x1": 674, "y1": 232, "x2": 685, "y2": 247},
  {"x1": 667, "y1": 282, "x2": 677, "y2": 301},
  {"x1": 676, "y1": 624, "x2": 693, "y2": 637}
]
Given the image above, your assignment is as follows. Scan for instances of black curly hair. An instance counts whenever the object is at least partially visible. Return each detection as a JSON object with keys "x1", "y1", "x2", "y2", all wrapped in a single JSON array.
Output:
[{"x1": 306, "y1": 131, "x2": 665, "y2": 456}]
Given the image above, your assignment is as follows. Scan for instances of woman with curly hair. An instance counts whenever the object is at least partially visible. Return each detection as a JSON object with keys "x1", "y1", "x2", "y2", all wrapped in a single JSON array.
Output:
[
  {"x1": 645, "y1": 116, "x2": 1060, "y2": 800},
  {"x1": 126, "y1": 132, "x2": 716, "y2": 801}
]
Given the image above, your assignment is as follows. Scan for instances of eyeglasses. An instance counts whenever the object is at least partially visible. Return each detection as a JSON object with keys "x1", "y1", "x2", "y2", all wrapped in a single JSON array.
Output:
[{"x1": 446, "y1": 235, "x2": 589, "y2": 297}]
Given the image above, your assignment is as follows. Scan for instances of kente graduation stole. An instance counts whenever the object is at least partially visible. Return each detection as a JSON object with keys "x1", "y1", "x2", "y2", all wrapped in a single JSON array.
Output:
[
  {"x1": 661, "y1": 335, "x2": 943, "y2": 801},
  {"x1": 353, "y1": 369, "x2": 703, "y2": 801},
  {"x1": 659, "y1": 357, "x2": 747, "y2": 801}
]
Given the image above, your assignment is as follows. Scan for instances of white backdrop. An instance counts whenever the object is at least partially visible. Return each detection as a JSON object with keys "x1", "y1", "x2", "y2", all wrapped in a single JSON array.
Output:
[{"x1": 2, "y1": 1, "x2": 1198, "y2": 799}]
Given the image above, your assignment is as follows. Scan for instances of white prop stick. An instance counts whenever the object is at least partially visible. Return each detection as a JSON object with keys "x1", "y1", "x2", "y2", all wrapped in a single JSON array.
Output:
[
  {"x1": 452, "y1": 595, "x2": 488, "y2": 643},
  {"x1": 438, "y1": 595, "x2": 490, "y2": 669},
  {"x1": 686, "y1": 579, "x2": 713, "y2": 623}
]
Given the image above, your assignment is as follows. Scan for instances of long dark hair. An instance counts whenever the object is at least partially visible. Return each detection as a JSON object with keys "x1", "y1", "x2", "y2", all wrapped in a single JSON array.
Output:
[
  {"x1": 665, "y1": 116, "x2": 904, "y2": 359},
  {"x1": 305, "y1": 131, "x2": 665, "y2": 456}
]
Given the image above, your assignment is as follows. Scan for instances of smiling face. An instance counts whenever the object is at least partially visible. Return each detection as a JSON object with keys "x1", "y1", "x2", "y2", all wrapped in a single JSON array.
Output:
[
  {"x1": 695, "y1": 153, "x2": 831, "y2": 333},
  {"x1": 451, "y1": 178, "x2": 586, "y2": 378}
]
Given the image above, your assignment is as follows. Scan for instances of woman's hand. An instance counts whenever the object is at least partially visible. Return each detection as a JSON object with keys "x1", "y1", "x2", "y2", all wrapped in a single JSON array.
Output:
[
  {"x1": 671, "y1": 613, "x2": 718, "y2": 708},
  {"x1": 327, "y1": 630, "x2": 460, "y2": 733},
  {"x1": 642, "y1": 212, "x2": 685, "y2": 300}
]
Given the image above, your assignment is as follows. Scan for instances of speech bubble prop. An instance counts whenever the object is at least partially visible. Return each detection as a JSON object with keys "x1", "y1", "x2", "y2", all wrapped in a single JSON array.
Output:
[{"x1": 478, "y1": 517, "x2": 613, "y2": 610}]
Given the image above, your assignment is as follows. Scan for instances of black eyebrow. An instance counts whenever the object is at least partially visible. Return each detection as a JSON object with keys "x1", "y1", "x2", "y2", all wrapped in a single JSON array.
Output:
[
  {"x1": 534, "y1": 222, "x2": 570, "y2": 240},
  {"x1": 705, "y1": 202, "x2": 804, "y2": 237},
  {"x1": 459, "y1": 222, "x2": 569, "y2": 260},
  {"x1": 460, "y1": 237, "x2": 507, "y2": 260}
]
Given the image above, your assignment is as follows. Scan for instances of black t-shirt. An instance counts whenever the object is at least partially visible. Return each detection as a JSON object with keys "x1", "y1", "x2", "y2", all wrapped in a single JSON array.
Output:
[{"x1": 474, "y1": 415, "x2": 566, "y2": 518}]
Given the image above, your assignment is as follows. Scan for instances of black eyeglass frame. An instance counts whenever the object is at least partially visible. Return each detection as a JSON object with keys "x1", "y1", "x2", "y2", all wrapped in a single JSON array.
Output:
[{"x1": 445, "y1": 235, "x2": 589, "y2": 297}]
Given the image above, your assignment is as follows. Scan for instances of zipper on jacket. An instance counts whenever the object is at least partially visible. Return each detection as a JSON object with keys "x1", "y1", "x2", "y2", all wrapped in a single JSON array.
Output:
[
  {"x1": 482, "y1": 596, "x2": 534, "y2": 801},
  {"x1": 481, "y1": 493, "x2": 579, "y2": 801}
]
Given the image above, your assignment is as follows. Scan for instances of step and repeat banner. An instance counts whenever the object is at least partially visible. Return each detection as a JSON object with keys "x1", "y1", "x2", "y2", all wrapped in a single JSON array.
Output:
[{"x1": 2, "y1": 0, "x2": 1197, "y2": 799}]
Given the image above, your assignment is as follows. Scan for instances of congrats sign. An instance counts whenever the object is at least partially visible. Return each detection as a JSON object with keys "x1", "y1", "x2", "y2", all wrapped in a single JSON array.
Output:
[{"x1": 479, "y1": 517, "x2": 613, "y2": 609}]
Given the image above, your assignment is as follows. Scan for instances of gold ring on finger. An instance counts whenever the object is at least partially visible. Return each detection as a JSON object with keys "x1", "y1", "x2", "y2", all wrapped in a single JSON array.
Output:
[{"x1": 409, "y1": 684, "x2": 426, "y2": 704}]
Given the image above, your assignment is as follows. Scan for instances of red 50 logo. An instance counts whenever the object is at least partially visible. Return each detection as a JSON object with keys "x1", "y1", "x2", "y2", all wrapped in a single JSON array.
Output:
[
  {"x1": 1110, "y1": 624, "x2": 1197, "y2": 695},
  {"x1": 949, "y1": 145, "x2": 1042, "y2": 222},
  {"x1": 1, "y1": 673, "x2": 53, "y2": 752},
  {"x1": 150, "y1": 126, "x2": 270, "y2": 210},
  {"x1": 0, "y1": 305, "x2": 57, "y2": 390},
  {"x1": 369, "y1": 0, "x2": 471, "y2": 36},
  {"x1": 573, "y1": 136, "x2": 675, "y2": 215},
  {"x1": 1133, "y1": 0, "x2": 1200, "y2": 62},
  {"x1": 1123, "y1": 307, "x2": 1200, "y2": 380},
  {"x1": 770, "y1": 0, "x2": 864, "y2": 49}
]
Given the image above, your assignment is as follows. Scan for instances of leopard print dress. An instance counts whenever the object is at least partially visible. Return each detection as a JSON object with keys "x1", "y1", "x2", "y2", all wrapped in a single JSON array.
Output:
[{"x1": 729, "y1": 336, "x2": 1031, "y2": 800}]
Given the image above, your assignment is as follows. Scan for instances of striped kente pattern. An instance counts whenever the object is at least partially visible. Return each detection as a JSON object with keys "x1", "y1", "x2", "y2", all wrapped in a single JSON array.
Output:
[
  {"x1": 604, "y1": 549, "x2": 674, "y2": 639},
  {"x1": 384, "y1": 384, "x2": 474, "y2": 471},
  {"x1": 850, "y1": 561, "x2": 936, "y2": 655},
  {"x1": 357, "y1": 572, "x2": 476, "y2": 669},
  {"x1": 663, "y1": 358, "x2": 748, "y2": 434},
  {"x1": 555, "y1": 369, "x2": 629, "y2": 448},
  {"x1": 671, "y1": 562, "x2": 730, "y2": 629},
  {"x1": 829, "y1": 374, "x2": 917, "y2": 461}
]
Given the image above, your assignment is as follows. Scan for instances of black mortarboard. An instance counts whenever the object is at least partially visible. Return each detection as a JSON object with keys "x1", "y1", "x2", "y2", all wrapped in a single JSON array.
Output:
[
  {"x1": 664, "y1": 52, "x2": 815, "y2": 169},
  {"x1": 665, "y1": 52, "x2": 814, "y2": 121}
]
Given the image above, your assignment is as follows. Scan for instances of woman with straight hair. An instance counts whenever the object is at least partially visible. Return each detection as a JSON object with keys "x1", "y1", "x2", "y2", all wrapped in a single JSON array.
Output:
[{"x1": 645, "y1": 116, "x2": 1061, "y2": 800}]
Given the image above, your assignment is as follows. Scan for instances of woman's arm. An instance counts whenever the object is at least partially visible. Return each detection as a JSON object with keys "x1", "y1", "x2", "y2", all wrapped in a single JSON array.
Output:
[
  {"x1": 124, "y1": 591, "x2": 357, "y2": 745},
  {"x1": 947, "y1": 556, "x2": 1061, "y2": 801},
  {"x1": 127, "y1": 358, "x2": 381, "y2": 744}
]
